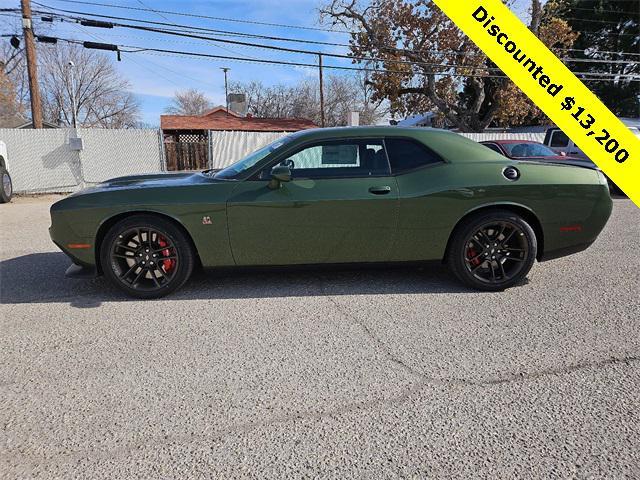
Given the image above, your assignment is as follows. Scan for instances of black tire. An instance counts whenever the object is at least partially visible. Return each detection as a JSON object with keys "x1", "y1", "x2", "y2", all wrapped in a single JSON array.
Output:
[
  {"x1": 0, "y1": 167, "x2": 12, "y2": 203},
  {"x1": 100, "y1": 214, "x2": 195, "y2": 299},
  {"x1": 447, "y1": 209, "x2": 537, "y2": 291}
]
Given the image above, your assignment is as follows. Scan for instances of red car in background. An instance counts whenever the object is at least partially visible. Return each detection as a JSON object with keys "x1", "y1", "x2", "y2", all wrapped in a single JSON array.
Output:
[{"x1": 479, "y1": 140, "x2": 591, "y2": 167}]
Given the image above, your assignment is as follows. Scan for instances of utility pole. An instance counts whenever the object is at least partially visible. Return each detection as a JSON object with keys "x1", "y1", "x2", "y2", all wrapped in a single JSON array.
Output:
[
  {"x1": 20, "y1": 0, "x2": 43, "y2": 129},
  {"x1": 318, "y1": 54, "x2": 325, "y2": 128},
  {"x1": 68, "y1": 61, "x2": 78, "y2": 129},
  {"x1": 220, "y1": 67, "x2": 230, "y2": 117}
]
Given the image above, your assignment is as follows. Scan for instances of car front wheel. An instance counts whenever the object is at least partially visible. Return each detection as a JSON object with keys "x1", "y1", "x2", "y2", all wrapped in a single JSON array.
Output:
[
  {"x1": 447, "y1": 210, "x2": 537, "y2": 291},
  {"x1": 100, "y1": 215, "x2": 195, "y2": 299}
]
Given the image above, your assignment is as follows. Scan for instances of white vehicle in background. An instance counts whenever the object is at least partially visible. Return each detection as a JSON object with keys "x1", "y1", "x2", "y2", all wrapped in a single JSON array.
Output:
[
  {"x1": 543, "y1": 120, "x2": 639, "y2": 196},
  {"x1": 0, "y1": 140, "x2": 12, "y2": 203}
]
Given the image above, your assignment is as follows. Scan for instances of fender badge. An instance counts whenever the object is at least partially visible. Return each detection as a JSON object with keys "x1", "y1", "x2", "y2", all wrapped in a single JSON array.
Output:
[{"x1": 202, "y1": 216, "x2": 212, "y2": 225}]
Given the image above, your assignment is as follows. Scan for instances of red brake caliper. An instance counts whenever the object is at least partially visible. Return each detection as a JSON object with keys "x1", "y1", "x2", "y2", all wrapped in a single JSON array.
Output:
[
  {"x1": 467, "y1": 246, "x2": 481, "y2": 266},
  {"x1": 158, "y1": 236, "x2": 175, "y2": 273}
]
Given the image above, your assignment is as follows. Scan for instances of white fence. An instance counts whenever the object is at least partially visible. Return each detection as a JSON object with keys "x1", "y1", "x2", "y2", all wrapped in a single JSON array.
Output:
[
  {"x1": 209, "y1": 130, "x2": 289, "y2": 168},
  {"x1": 0, "y1": 128, "x2": 164, "y2": 194},
  {"x1": 460, "y1": 132, "x2": 545, "y2": 143},
  {"x1": 79, "y1": 128, "x2": 164, "y2": 184},
  {"x1": 0, "y1": 128, "x2": 547, "y2": 194}
]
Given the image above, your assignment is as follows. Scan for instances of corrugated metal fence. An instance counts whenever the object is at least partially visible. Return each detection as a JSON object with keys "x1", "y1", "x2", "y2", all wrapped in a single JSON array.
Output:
[{"x1": 0, "y1": 128, "x2": 546, "y2": 194}]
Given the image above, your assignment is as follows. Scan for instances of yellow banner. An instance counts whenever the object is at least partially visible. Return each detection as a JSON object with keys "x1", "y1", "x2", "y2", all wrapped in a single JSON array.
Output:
[{"x1": 433, "y1": 0, "x2": 640, "y2": 207}]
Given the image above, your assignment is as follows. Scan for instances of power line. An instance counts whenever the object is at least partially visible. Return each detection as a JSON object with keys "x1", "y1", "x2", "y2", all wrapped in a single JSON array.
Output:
[
  {"x1": 6, "y1": 9, "x2": 639, "y2": 77},
  {"x1": 35, "y1": 0, "x2": 640, "y2": 38},
  {"x1": 39, "y1": 0, "x2": 351, "y2": 34},
  {"x1": 129, "y1": 0, "x2": 260, "y2": 62},
  {"x1": 563, "y1": 16, "x2": 638, "y2": 24},
  {"x1": 13, "y1": 5, "x2": 640, "y2": 60},
  {"x1": 569, "y1": 6, "x2": 640, "y2": 16},
  {"x1": 5, "y1": 11, "x2": 639, "y2": 70},
  {"x1": 29, "y1": 4, "x2": 640, "y2": 62},
  {"x1": 42, "y1": 35, "x2": 640, "y2": 82},
  {"x1": 25, "y1": 7, "x2": 640, "y2": 73}
]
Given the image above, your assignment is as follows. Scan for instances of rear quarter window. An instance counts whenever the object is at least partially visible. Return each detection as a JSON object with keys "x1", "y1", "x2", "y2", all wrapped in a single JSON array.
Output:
[
  {"x1": 482, "y1": 143, "x2": 504, "y2": 155},
  {"x1": 385, "y1": 138, "x2": 443, "y2": 174}
]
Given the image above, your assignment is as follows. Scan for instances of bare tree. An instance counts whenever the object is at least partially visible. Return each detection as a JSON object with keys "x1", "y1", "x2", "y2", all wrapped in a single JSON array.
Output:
[
  {"x1": 164, "y1": 89, "x2": 213, "y2": 115},
  {"x1": 1, "y1": 34, "x2": 31, "y2": 116},
  {"x1": 230, "y1": 74, "x2": 387, "y2": 126},
  {"x1": 0, "y1": 70, "x2": 23, "y2": 118},
  {"x1": 37, "y1": 43, "x2": 139, "y2": 128}
]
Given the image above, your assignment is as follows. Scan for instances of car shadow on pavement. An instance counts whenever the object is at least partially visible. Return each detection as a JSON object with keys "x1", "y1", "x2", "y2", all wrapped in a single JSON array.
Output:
[{"x1": 0, "y1": 252, "x2": 472, "y2": 307}]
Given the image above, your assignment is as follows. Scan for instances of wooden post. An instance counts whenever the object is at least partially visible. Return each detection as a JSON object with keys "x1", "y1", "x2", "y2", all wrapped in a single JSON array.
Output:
[
  {"x1": 20, "y1": 0, "x2": 43, "y2": 129},
  {"x1": 318, "y1": 54, "x2": 325, "y2": 128}
]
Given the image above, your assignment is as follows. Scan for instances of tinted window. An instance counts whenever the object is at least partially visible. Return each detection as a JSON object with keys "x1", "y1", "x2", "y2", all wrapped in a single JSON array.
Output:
[
  {"x1": 270, "y1": 139, "x2": 390, "y2": 179},
  {"x1": 482, "y1": 143, "x2": 504, "y2": 155},
  {"x1": 550, "y1": 131, "x2": 570, "y2": 147},
  {"x1": 385, "y1": 138, "x2": 442, "y2": 174},
  {"x1": 503, "y1": 143, "x2": 558, "y2": 157}
]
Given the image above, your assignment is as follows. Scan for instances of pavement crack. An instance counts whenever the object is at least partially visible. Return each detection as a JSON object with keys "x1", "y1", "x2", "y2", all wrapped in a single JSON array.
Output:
[{"x1": 317, "y1": 276, "x2": 640, "y2": 388}]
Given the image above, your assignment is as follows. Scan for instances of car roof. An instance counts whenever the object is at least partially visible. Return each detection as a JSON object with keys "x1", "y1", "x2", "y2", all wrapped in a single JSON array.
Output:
[{"x1": 281, "y1": 126, "x2": 507, "y2": 165}]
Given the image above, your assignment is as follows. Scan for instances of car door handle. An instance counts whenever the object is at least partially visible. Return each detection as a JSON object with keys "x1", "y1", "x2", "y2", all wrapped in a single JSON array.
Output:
[{"x1": 369, "y1": 186, "x2": 392, "y2": 195}]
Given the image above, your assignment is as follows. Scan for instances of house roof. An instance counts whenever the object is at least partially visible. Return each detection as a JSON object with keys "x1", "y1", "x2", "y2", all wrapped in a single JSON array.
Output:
[
  {"x1": 201, "y1": 105, "x2": 242, "y2": 117},
  {"x1": 161, "y1": 108, "x2": 317, "y2": 132}
]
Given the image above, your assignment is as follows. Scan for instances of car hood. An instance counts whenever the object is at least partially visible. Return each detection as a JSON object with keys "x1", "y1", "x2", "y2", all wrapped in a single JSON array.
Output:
[{"x1": 69, "y1": 171, "x2": 219, "y2": 196}]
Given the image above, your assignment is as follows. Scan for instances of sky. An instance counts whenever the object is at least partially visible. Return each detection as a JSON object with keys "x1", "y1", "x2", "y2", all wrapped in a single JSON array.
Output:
[{"x1": 1, "y1": 0, "x2": 534, "y2": 126}]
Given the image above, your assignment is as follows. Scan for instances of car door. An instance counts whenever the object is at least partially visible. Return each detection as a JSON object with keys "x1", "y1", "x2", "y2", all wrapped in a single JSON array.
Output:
[
  {"x1": 382, "y1": 137, "x2": 451, "y2": 262},
  {"x1": 226, "y1": 138, "x2": 399, "y2": 266}
]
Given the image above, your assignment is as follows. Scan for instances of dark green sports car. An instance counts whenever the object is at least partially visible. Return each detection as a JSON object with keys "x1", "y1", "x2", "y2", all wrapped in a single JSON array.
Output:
[{"x1": 49, "y1": 127, "x2": 612, "y2": 298}]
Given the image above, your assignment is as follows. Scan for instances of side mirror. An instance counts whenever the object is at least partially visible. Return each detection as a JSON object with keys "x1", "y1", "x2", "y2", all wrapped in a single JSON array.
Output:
[
  {"x1": 268, "y1": 165, "x2": 291, "y2": 189},
  {"x1": 559, "y1": 151, "x2": 567, "y2": 157}
]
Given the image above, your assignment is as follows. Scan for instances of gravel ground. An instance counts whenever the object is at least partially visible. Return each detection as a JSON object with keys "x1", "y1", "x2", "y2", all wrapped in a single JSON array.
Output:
[{"x1": 1, "y1": 195, "x2": 639, "y2": 479}]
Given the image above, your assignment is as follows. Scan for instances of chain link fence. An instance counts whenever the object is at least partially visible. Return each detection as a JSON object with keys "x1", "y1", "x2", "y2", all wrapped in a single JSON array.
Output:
[
  {"x1": 0, "y1": 128, "x2": 546, "y2": 194},
  {"x1": 0, "y1": 128, "x2": 165, "y2": 194}
]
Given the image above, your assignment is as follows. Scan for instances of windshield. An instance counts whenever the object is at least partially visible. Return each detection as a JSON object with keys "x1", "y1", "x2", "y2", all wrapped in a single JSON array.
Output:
[
  {"x1": 503, "y1": 142, "x2": 557, "y2": 158},
  {"x1": 213, "y1": 136, "x2": 292, "y2": 179}
]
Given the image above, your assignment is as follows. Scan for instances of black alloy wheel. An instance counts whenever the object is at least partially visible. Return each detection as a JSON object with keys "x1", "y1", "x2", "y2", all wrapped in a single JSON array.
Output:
[
  {"x1": 101, "y1": 215, "x2": 195, "y2": 298},
  {"x1": 448, "y1": 210, "x2": 537, "y2": 291}
]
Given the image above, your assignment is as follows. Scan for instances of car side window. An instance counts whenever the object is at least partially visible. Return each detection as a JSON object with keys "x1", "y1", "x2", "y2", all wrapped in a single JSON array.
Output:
[
  {"x1": 483, "y1": 143, "x2": 503, "y2": 155},
  {"x1": 269, "y1": 139, "x2": 390, "y2": 179},
  {"x1": 550, "y1": 131, "x2": 570, "y2": 147},
  {"x1": 385, "y1": 138, "x2": 443, "y2": 174}
]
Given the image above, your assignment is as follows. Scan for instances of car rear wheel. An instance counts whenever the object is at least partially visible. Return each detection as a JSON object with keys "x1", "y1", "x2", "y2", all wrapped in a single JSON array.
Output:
[
  {"x1": 447, "y1": 210, "x2": 537, "y2": 291},
  {"x1": 0, "y1": 167, "x2": 12, "y2": 203},
  {"x1": 100, "y1": 215, "x2": 195, "y2": 299}
]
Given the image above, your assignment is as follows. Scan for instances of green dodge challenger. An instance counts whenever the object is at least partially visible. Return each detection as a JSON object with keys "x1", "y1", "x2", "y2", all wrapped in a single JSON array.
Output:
[{"x1": 49, "y1": 127, "x2": 612, "y2": 298}]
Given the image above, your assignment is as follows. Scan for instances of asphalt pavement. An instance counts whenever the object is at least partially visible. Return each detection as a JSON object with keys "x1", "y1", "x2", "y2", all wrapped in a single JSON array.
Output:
[{"x1": 1, "y1": 195, "x2": 639, "y2": 478}]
